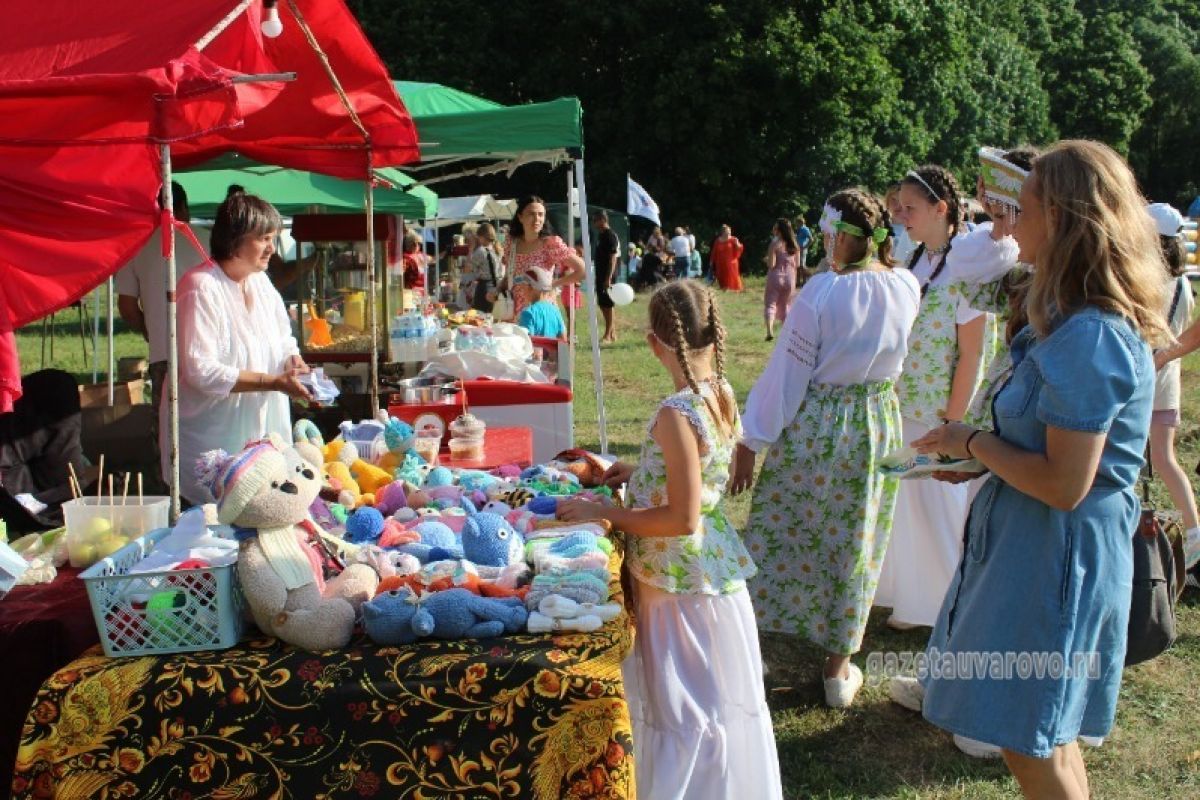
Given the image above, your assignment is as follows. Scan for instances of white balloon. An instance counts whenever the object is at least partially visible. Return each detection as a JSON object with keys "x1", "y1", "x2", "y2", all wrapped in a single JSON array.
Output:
[{"x1": 608, "y1": 282, "x2": 635, "y2": 307}]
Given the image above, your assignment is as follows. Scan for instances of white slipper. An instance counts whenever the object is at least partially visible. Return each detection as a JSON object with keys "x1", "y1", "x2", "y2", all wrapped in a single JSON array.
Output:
[
  {"x1": 824, "y1": 663, "x2": 864, "y2": 709},
  {"x1": 953, "y1": 734, "x2": 1003, "y2": 758},
  {"x1": 888, "y1": 676, "x2": 925, "y2": 712},
  {"x1": 1079, "y1": 735, "x2": 1105, "y2": 748}
]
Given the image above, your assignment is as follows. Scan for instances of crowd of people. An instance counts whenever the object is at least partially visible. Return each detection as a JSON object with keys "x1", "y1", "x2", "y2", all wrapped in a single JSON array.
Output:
[
  {"x1": 571, "y1": 138, "x2": 1197, "y2": 799},
  {"x1": 9, "y1": 133, "x2": 1194, "y2": 800}
]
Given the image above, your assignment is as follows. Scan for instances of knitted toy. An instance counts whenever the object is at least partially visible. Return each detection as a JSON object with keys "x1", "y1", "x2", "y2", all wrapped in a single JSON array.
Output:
[
  {"x1": 378, "y1": 518, "x2": 420, "y2": 548},
  {"x1": 394, "y1": 520, "x2": 464, "y2": 563},
  {"x1": 539, "y1": 594, "x2": 621, "y2": 622},
  {"x1": 528, "y1": 495, "x2": 559, "y2": 516},
  {"x1": 291, "y1": 419, "x2": 326, "y2": 470},
  {"x1": 457, "y1": 469, "x2": 497, "y2": 494},
  {"x1": 395, "y1": 453, "x2": 431, "y2": 487},
  {"x1": 363, "y1": 587, "x2": 527, "y2": 644},
  {"x1": 461, "y1": 503, "x2": 525, "y2": 567},
  {"x1": 424, "y1": 466, "x2": 455, "y2": 488},
  {"x1": 345, "y1": 507, "x2": 385, "y2": 545},
  {"x1": 378, "y1": 416, "x2": 415, "y2": 474},
  {"x1": 323, "y1": 439, "x2": 359, "y2": 467},
  {"x1": 324, "y1": 461, "x2": 362, "y2": 507},
  {"x1": 500, "y1": 488, "x2": 536, "y2": 509},
  {"x1": 373, "y1": 481, "x2": 408, "y2": 517},
  {"x1": 481, "y1": 500, "x2": 512, "y2": 516},
  {"x1": 197, "y1": 437, "x2": 377, "y2": 651},
  {"x1": 350, "y1": 459, "x2": 393, "y2": 497}
]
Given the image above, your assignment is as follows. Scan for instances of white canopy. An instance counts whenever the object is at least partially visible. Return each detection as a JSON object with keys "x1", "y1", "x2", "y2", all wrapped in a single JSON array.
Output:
[{"x1": 425, "y1": 194, "x2": 517, "y2": 227}]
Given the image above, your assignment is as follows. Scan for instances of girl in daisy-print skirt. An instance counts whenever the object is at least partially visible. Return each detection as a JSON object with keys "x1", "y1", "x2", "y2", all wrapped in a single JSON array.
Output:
[
  {"x1": 559, "y1": 280, "x2": 781, "y2": 800},
  {"x1": 730, "y1": 188, "x2": 920, "y2": 709}
]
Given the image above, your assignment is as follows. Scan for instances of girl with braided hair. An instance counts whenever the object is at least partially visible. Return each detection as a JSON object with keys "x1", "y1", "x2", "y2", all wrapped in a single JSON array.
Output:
[
  {"x1": 559, "y1": 279, "x2": 781, "y2": 799},
  {"x1": 874, "y1": 164, "x2": 1000, "y2": 633},
  {"x1": 730, "y1": 188, "x2": 921, "y2": 707}
]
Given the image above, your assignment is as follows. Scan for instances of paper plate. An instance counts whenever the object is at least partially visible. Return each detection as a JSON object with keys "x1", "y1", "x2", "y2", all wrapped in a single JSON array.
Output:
[{"x1": 879, "y1": 446, "x2": 984, "y2": 480}]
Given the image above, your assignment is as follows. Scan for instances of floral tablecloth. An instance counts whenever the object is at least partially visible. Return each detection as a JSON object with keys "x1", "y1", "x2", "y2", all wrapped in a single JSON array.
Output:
[{"x1": 12, "y1": 560, "x2": 634, "y2": 799}]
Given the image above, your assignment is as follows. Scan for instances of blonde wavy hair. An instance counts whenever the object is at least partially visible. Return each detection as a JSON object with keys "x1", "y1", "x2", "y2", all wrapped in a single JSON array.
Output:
[{"x1": 1025, "y1": 140, "x2": 1170, "y2": 346}]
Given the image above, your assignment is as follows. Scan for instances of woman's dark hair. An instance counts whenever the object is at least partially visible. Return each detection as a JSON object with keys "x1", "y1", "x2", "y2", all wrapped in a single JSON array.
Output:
[
  {"x1": 828, "y1": 188, "x2": 895, "y2": 268},
  {"x1": 1002, "y1": 147, "x2": 1039, "y2": 172},
  {"x1": 509, "y1": 195, "x2": 553, "y2": 238},
  {"x1": 1161, "y1": 235, "x2": 1186, "y2": 277},
  {"x1": 210, "y1": 191, "x2": 282, "y2": 261},
  {"x1": 774, "y1": 218, "x2": 799, "y2": 255},
  {"x1": 901, "y1": 164, "x2": 962, "y2": 270}
]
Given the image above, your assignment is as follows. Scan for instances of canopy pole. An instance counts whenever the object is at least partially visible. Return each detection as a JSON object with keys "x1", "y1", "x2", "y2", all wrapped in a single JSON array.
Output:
[
  {"x1": 366, "y1": 163, "x2": 379, "y2": 414},
  {"x1": 161, "y1": 145, "x2": 181, "y2": 521},
  {"x1": 194, "y1": 0, "x2": 254, "y2": 51},
  {"x1": 566, "y1": 170, "x2": 576, "y2": 360},
  {"x1": 91, "y1": 287, "x2": 100, "y2": 383},
  {"x1": 573, "y1": 159, "x2": 608, "y2": 454},
  {"x1": 107, "y1": 277, "x2": 115, "y2": 406}
]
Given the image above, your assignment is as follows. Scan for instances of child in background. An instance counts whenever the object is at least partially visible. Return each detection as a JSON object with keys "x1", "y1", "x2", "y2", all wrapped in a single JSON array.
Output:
[
  {"x1": 558, "y1": 280, "x2": 782, "y2": 800},
  {"x1": 516, "y1": 267, "x2": 567, "y2": 339}
]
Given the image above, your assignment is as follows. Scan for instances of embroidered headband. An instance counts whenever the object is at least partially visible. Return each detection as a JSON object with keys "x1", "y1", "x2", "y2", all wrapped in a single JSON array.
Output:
[
  {"x1": 905, "y1": 170, "x2": 941, "y2": 202},
  {"x1": 978, "y1": 147, "x2": 1029, "y2": 210},
  {"x1": 832, "y1": 219, "x2": 889, "y2": 244}
]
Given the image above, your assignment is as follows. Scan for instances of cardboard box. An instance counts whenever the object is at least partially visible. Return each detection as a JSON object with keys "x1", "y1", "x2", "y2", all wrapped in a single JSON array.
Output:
[{"x1": 79, "y1": 379, "x2": 144, "y2": 408}]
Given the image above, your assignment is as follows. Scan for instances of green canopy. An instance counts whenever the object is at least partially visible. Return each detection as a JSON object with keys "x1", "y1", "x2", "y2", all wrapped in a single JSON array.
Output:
[
  {"x1": 395, "y1": 81, "x2": 583, "y2": 180},
  {"x1": 177, "y1": 158, "x2": 437, "y2": 218}
]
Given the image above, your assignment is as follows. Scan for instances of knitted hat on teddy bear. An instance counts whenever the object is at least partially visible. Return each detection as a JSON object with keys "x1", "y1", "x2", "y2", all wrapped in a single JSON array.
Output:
[{"x1": 195, "y1": 440, "x2": 287, "y2": 525}]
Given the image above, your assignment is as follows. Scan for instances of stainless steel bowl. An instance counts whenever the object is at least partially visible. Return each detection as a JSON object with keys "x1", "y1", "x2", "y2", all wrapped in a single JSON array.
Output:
[{"x1": 388, "y1": 377, "x2": 458, "y2": 405}]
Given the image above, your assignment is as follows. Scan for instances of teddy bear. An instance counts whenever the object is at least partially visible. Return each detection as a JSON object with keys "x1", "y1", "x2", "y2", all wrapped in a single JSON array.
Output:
[
  {"x1": 197, "y1": 436, "x2": 379, "y2": 651},
  {"x1": 362, "y1": 586, "x2": 527, "y2": 644}
]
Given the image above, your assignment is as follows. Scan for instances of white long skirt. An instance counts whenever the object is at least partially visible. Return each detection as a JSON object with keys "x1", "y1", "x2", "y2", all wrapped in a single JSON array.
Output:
[
  {"x1": 874, "y1": 417, "x2": 971, "y2": 626},
  {"x1": 624, "y1": 578, "x2": 783, "y2": 800}
]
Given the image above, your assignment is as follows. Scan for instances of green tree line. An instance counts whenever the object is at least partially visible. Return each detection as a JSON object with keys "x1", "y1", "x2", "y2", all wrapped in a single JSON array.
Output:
[{"x1": 352, "y1": 0, "x2": 1200, "y2": 263}]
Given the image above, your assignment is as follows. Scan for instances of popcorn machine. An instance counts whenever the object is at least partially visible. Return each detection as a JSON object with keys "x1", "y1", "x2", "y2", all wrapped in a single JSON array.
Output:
[{"x1": 293, "y1": 213, "x2": 418, "y2": 394}]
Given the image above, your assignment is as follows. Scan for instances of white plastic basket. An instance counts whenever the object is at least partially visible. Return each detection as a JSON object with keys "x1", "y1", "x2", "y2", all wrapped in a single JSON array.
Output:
[{"x1": 80, "y1": 528, "x2": 244, "y2": 657}]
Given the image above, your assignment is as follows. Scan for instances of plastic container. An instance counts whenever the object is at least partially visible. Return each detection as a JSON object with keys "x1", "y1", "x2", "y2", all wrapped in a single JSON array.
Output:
[
  {"x1": 449, "y1": 413, "x2": 486, "y2": 440},
  {"x1": 80, "y1": 527, "x2": 244, "y2": 657},
  {"x1": 412, "y1": 436, "x2": 441, "y2": 465},
  {"x1": 64, "y1": 496, "x2": 171, "y2": 568},
  {"x1": 449, "y1": 437, "x2": 485, "y2": 461}
]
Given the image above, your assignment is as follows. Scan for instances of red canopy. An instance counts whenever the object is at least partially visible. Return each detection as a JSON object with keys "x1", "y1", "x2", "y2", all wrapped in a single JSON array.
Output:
[{"x1": 0, "y1": 0, "x2": 417, "y2": 408}]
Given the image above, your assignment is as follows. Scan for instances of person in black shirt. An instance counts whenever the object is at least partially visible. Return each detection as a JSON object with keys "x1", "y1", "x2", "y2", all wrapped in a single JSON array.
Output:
[{"x1": 592, "y1": 210, "x2": 621, "y2": 342}]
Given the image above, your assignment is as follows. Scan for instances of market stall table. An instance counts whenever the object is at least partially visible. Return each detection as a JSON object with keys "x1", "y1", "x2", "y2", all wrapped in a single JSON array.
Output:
[
  {"x1": 439, "y1": 427, "x2": 533, "y2": 471},
  {"x1": 0, "y1": 567, "x2": 99, "y2": 797},
  {"x1": 12, "y1": 550, "x2": 633, "y2": 799}
]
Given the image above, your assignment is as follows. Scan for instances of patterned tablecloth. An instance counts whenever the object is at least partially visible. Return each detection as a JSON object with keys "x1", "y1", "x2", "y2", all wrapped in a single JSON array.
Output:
[{"x1": 12, "y1": 556, "x2": 634, "y2": 800}]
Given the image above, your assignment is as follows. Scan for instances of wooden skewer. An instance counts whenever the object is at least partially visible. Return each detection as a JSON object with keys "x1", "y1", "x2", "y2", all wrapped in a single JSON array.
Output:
[
  {"x1": 96, "y1": 455, "x2": 105, "y2": 506},
  {"x1": 66, "y1": 463, "x2": 81, "y2": 500},
  {"x1": 108, "y1": 474, "x2": 115, "y2": 535},
  {"x1": 121, "y1": 473, "x2": 130, "y2": 509},
  {"x1": 137, "y1": 473, "x2": 145, "y2": 537}
]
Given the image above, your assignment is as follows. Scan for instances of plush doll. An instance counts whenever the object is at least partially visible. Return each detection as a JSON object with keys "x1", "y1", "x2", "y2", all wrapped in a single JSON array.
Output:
[
  {"x1": 363, "y1": 586, "x2": 527, "y2": 644},
  {"x1": 374, "y1": 481, "x2": 408, "y2": 517},
  {"x1": 500, "y1": 488, "x2": 535, "y2": 509},
  {"x1": 456, "y1": 469, "x2": 497, "y2": 494},
  {"x1": 424, "y1": 466, "x2": 455, "y2": 488},
  {"x1": 395, "y1": 453, "x2": 431, "y2": 487},
  {"x1": 345, "y1": 507, "x2": 385, "y2": 545},
  {"x1": 197, "y1": 437, "x2": 378, "y2": 651},
  {"x1": 395, "y1": 520, "x2": 464, "y2": 563},
  {"x1": 460, "y1": 502, "x2": 525, "y2": 567},
  {"x1": 481, "y1": 500, "x2": 512, "y2": 517},
  {"x1": 324, "y1": 461, "x2": 362, "y2": 508},
  {"x1": 378, "y1": 417, "x2": 415, "y2": 474},
  {"x1": 323, "y1": 439, "x2": 359, "y2": 467},
  {"x1": 350, "y1": 459, "x2": 393, "y2": 497},
  {"x1": 528, "y1": 495, "x2": 559, "y2": 516}
]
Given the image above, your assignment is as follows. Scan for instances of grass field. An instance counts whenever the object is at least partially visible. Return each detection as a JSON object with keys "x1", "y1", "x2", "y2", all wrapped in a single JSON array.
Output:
[{"x1": 21, "y1": 278, "x2": 1200, "y2": 799}]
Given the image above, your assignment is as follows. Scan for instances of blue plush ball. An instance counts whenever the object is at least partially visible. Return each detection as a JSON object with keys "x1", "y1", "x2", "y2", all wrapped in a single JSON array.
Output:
[
  {"x1": 414, "y1": 520, "x2": 456, "y2": 548},
  {"x1": 424, "y1": 466, "x2": 455, "y2": 487},
  {"x1": 528, "y1": 495, "x2": 559, "y2": 516},
  {"x1": 345, "y1": 506, "x2": 385, "y2": 544}
]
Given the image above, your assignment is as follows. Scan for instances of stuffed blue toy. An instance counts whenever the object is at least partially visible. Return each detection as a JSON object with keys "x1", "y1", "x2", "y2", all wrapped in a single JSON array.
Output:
[
  {"x1": 382, "y1": 417, "x2": 415, "y2": 453},
  {"x1": 424, "y1": 466, "x2": 455, "y2": 488},
  {"x1": 345, "y1": 506, "x2": 385, "y2": 544},
  {"x1": 395, "y1": 453, "x2": 430, "y2": 486},
  {"x1": 363, "y1": 587, "x2": 423, "y2": 644},
  {"x1": 461, "y1": 502, "x2": 525, "y2": 567},
  {"x1": 394, "y1": 520, "x2": 464, "y2": 563},
  {"x1": 457, "y1": 469, "x2": 497, "y2": 494},
  {"x1": 527, "y1": 495, "x2": 559, "y2": 516},
  {"x1": 416, "y1": 588, "x2": 527, "y2": 638},
  {"x1": 363, "y1": 586, "x2": 528, "y2": 643}
]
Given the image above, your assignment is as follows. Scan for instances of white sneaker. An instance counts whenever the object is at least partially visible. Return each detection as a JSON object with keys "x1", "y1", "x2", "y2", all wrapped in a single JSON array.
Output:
[
  {"x1": 1079, "y1": 735, "x2": 1105, "y2": 748},
  {"x1": 953, "y1": 734, "x2": 1003, "y2": 758},
  {"x1": 888, "y1": 676, "x2": 925, "y2": 712},
  {"x1": 824, "y1": 663, "x2": 864, "y2": 708},
  {"x1": 886, "y1": 615, "x2": 922, "y2": 631}
]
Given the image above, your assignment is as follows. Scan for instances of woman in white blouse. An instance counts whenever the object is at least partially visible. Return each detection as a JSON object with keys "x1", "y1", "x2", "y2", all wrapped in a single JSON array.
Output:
[
  {"x1": 730, "y1": 188, "x2": 920, "y2": 708},
  {"x1": 168, "y1": 191, "x2": 312, "y2": 504}
]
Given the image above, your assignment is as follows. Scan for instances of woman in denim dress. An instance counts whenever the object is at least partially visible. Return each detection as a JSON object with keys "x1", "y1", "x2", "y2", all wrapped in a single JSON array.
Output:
[{"x1": 904, "y1": 140, "x2": 1170, "y2": 798}]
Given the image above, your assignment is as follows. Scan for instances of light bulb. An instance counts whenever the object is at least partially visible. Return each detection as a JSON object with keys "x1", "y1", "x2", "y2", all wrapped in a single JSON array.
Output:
[{"x1": 261, "y1": 7, "x2": 283, "y2": 38}]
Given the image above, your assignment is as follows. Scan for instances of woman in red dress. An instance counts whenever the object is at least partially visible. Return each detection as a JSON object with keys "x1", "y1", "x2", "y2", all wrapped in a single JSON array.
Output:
[
  {"x1": 710, "y1": 224, "x2": 745, "y2": 291},
  {"x1": 501, "y1": 196, "x2": 585, "y2": 322}
]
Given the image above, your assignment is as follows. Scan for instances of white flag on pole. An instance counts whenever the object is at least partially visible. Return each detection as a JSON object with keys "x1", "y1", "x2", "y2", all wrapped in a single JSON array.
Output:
[{"x1": 626, "y1": 176, "x2": 661, "y2": 226}]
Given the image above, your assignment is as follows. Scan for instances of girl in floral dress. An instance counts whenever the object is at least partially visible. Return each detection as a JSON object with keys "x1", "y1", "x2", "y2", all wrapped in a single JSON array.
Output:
[
  {"x1": 501, "y1": 195, "x2": 585, "y2": 323},
  {"x1": 731, "y1": 189, "x2": 920, "y2": 708},
  {"x1": 874, "y1": 165, "x2": 1000, "y2": 630},
  {"x1": 559, "y1": 280, "x2": 781, "y2": 800}
]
